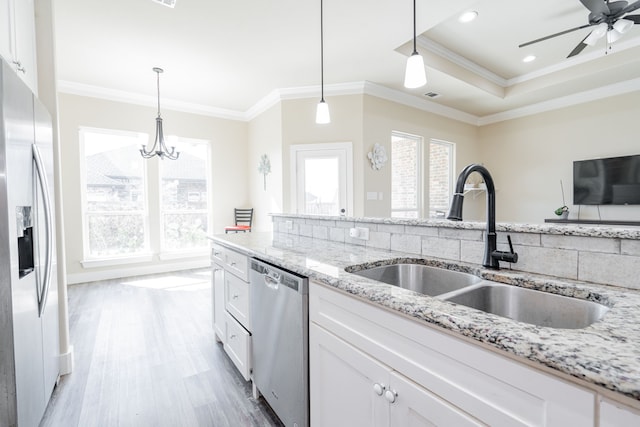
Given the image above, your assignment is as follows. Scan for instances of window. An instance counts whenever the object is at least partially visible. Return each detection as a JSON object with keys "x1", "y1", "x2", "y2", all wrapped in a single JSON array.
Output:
[
  {"x1": 160, "y1": 137, "x2": 211, "y2": 252},
  {"x1": 80, "y1": 128, "x2": 149, "y2": 258},
  {"x1": 391, "y1": 132, "x2": 422, "y2": 218},
  {"x1": 429, "y1": 139, "x2": 455, "y2": 218}
]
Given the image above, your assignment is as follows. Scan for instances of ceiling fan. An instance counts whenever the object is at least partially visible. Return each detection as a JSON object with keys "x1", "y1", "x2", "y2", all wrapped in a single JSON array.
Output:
[{"x1": 519, "y1": 0, "x2": 640, "y2": 58}]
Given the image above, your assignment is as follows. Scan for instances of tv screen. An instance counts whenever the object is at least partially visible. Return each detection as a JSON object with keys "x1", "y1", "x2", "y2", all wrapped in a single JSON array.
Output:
[{"x1": 573, "y1": 155, "x2": 640, "y2": 205}]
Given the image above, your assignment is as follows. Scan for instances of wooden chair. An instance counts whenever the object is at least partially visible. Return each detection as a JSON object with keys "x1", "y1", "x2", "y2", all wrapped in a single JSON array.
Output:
[{"x1": 224, "y1": 208, "x2": 253, "y2": 233}]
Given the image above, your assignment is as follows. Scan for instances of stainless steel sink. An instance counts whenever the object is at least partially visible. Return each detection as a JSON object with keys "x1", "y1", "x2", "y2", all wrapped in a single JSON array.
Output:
[
  {"x1": 443, "y1": 284, "x2": 609, "y2": 329},
  {"x1": 349, "y1": 263, "x2": 481, "y2": 296}
]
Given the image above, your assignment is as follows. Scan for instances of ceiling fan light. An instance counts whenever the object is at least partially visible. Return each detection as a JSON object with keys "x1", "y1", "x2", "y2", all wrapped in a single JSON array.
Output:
[
  {"x1": 316, "y1": 99, "x2": 330, "y2": 124},
  {"x1": 607, "y1": 28, "x2": 623, "y2": 43},
  {"x1": 613, "y1": 18, "x2": 634, "y2": 34},
  {"x1": 404, "y1": 53, "x2": 427, "y2": 89},
  {"x1": 584, "y1": 23, "x2": 608, "y2": 46}
]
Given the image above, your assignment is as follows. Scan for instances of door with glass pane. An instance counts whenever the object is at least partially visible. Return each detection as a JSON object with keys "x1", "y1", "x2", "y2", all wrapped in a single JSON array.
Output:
[{"x1": 292, "y1": 143, "x2": 352, "y2": 216}]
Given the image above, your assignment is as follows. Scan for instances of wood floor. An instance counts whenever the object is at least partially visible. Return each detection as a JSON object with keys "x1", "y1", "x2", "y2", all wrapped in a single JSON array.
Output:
[{"x1": 40, "y1": 269, "x2": 283, "y2": 427}]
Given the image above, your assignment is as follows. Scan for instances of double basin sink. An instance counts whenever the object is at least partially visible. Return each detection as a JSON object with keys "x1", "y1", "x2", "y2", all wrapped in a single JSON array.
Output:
[{"x1": 348, "y1": 263, "x2": 609, "y2": 329}]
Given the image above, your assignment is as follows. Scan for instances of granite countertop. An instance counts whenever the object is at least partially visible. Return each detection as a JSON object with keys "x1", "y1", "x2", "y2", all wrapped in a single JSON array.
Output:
[{"x1": 210, "y1": 231, "x2": 640, "y2": 402}]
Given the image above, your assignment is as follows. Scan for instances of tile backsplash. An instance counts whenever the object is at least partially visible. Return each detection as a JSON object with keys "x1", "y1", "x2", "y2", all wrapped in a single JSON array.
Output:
[{"x1": 271, "y1": 214, "x2": 640, "y2": 291}]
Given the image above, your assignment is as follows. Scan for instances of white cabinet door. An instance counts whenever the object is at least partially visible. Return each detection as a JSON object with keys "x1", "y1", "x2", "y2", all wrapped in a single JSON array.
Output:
[
  {"x1": 310, "y1": 323, "x2": 389, "y2": 427},
  {"x1": 0, "y1": 0, "x2": 11, "y2": 62},
  {"x1": 7, "y1": 0, "x2": 37, "y2": 93},
  {"x1": 389, "y1": 372, "x2": 484, "y2": 427},
  {"x1": 600, "y1": 399, "x2": 640, "y2": 427},
  {"x1": 212, "y1": 262, "x2": 225, "y2": 343}
]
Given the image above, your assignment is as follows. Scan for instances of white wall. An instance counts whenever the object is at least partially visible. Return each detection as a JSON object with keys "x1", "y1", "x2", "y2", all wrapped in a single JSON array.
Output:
[
  {"x1": 248, "y1": 103, "x2": 283, "y2": 231},
  {"x1": 58, "y1": 93, "x2": 248, "y2": 282},
  {"x1": 478, "y1": 92, "x2": 640, "y2": 223}
]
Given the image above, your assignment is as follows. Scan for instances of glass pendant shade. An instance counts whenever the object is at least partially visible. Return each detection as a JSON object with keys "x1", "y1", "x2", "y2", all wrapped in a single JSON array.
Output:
[
  {"x1": 316, "y1": 100, "x2": 330, "y2": 124},
  {"x1": 404, "y1": 53, "x2": 427, "y2": 89},
  {"x1": 607, "y1": 29, "x2": 623, "y2": 43},
  {"x1": 613, "y1": 19, "x2": 633, "y2": 34},
  {"x1": 584, "y1": 23, "x2": 608, "y2": 46}
]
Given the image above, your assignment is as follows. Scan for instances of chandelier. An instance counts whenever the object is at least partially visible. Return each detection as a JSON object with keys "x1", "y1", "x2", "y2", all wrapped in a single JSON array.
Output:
[{"x1": 140, "y1": 67, "x2": 179, "y2": 160}]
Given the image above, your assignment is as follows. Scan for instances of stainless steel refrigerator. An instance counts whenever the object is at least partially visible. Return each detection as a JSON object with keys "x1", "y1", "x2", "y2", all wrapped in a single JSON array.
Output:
[{"x1": 0, "y1": 58, "x2": 60, "y2": 427}]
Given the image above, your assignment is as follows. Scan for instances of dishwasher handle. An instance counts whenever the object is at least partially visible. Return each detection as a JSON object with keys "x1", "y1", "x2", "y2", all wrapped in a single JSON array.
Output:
[{"x1": 263, "y1": 273, "x2": 280, "y2": 290}]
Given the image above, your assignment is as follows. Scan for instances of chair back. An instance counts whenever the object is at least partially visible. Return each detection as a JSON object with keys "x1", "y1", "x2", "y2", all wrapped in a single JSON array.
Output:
[{"x1": 235, "y1": 208, "x2": 253, "y2": 227}]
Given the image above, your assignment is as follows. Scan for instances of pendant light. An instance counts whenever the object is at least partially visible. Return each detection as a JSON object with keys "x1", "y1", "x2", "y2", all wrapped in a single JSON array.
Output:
[
  {"x1": 404, "y1": 0, "x2": 427, "y2": 89},
  {"x1": 140, "y1": 67, "x2": 180, "y2": 160},
  {"x1": 316, "y1": 0, "x2": 330, "y2": 124}
]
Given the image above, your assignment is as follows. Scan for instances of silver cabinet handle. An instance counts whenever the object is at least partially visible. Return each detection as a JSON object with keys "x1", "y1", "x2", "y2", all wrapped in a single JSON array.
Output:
[
  {"x1": 229, "y1": 334, "x2": 237, "y2": 340},
  {"x1": 12, "y1": 60, "x2": 25, "y2": 73},
  {"x1": 384, "y1": 389, "x2": 397, "y2": 404},
  {"x1": 232, "y1": 294, "x2": 239, "y2": 300},
  {"x1": 373, "y1": 383, "x2": 385, "y2": 396}
]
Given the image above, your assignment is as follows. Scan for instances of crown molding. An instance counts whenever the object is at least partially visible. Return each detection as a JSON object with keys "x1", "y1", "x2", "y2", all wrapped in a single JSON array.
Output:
[
  {"x1": 57, "y1": 80, "x2": 246, "y2": 121},
  {"x1": 478, "y1": 77, "x2": 640, "y2": 126},
  {"x1": 417, "y1": 36, "x2": 508, "y2": 87},
  {"x1": 58, "y1": 76, "x2": 640, "y2": 128}
]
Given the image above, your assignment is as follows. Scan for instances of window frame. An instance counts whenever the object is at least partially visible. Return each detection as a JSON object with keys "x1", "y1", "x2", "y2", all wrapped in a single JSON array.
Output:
[{"x1": 79, "y1": 126, "x2": 151, "y2": 262}]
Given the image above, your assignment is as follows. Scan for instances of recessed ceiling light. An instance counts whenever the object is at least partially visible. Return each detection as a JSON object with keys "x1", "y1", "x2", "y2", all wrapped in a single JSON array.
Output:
[
  {"x1": 458, "y1": 11, "x2": 478, "y2": 23},
  {"x1": 523, "y1": 55, "x2": 536, "y2": 63}
]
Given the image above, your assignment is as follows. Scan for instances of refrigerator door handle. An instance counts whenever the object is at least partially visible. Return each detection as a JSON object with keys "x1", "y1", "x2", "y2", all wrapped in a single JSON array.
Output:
[{"x1": 33, "y1": 144, "x2": 53, "y2": 318}]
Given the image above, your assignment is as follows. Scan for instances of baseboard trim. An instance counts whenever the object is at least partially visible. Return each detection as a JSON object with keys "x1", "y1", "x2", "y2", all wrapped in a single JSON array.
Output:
[
  {"x1": 59, "y1": 345, "x2": 74, "y2": 375},
  {"x1": 66, "y1": 259, "x2": 210, "y2": 285}
]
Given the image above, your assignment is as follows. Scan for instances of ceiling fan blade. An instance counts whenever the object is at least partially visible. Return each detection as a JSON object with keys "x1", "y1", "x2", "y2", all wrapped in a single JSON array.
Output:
[
  {"x1": 519, "y1": 24, "x2": 593, "y2": 48},
  {"x1": 622, "y1": 0, "x2": 640, "y2": 14},
  {"x1": 623, "y1": 13, "x2": 640, "y2": 22},
  {"x1": 580, "y1": 0, "x2": 611, "y2": 14},
  {"x1": 567, "y1": 35, "x2": 590, "y2": 58}
]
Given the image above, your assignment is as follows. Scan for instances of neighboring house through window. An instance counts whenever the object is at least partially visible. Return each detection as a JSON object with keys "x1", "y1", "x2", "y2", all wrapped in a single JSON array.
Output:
[
  {"x1": 81, "y1": 127, "x2": 149, "y2": 258},
  {"x1": 391, "y1": 131, "x2": 421, "y2": 218},
  {"x1": 160, "y1": 137, "x2": 211, "y2": 252}
]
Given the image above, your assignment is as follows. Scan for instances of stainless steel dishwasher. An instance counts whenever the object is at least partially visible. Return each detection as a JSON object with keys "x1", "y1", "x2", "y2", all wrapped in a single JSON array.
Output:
[{"x1": 250, "y1": 258, "x2": 309, "y2": 427}]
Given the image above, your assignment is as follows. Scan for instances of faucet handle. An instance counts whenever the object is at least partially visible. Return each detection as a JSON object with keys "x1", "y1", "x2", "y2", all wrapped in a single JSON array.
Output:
[
  {"x1": 507, "y1": 235, "x2": 515, "y2": 255},
  {"x1": 491, "y1": 234, "x2": 518, "y2": 264}
]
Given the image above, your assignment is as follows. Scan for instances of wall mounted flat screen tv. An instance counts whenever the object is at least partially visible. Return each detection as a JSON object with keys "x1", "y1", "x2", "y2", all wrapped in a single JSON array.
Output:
[{"x1": 573, "y1": 154, "x2": 640, "y2": 205}]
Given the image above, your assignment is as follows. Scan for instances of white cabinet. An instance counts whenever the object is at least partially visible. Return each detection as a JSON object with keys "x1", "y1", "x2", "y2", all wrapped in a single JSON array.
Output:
[
  {"x1": 210, "y1": 242, "x2": 252, "y2": 381},
  {"x1": 311, "y1": 322, "x2": 482, "y2": 427},
  {"x1": 310, "y1": 281, "x2": 596, "y2": 427},
  {"x1": 0, "y1": 0, "x2": 37, "y2": 93},
  {"x1": 0, "y1": 0, "x2": 11, "y2": 62},
  {"x1": 600, "y1": 398, "x2": 640, "y2": 427}
]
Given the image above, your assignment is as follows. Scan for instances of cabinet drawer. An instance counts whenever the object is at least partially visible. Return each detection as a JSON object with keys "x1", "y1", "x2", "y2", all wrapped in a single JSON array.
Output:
[
  {"x1": 223, "y1": 311, "x2": 251, "y2": 381},
  {"x1": 225, "y1": 272, "x2": 250, "y2": 331},
  {"x1": 211, "y1": 243, "x2": 225, "y2": 264},
  {"x1": 225, "y1": 248, "x2": 249, "y2": 281}
]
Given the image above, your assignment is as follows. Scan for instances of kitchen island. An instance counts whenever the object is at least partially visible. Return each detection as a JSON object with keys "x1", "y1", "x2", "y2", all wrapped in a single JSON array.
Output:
[{"x1": 211, "y1": 230, "x2": 640, "y2": 423}]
